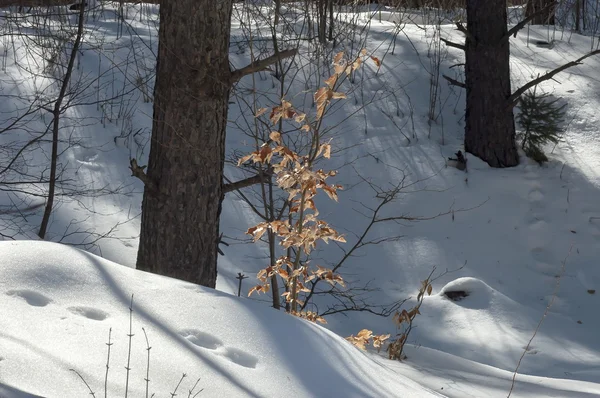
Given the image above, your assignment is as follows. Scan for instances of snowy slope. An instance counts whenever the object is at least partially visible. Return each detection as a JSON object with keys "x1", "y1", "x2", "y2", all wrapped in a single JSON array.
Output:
[
  {"x1": 2, "y1": 2, "x2": 600, "y2": 397},
  {"x1": 0, "y1": 241, "x2": 442, "y2": 398}
]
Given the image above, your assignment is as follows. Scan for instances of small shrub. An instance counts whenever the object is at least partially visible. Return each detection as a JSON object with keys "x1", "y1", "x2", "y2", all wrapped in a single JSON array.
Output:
[
  {"x1": 244, "y1": 50, "x2": 379, "y2": 321},
  {"x1": 517, "y1": 89, "x2": 566, "y2": 163}
]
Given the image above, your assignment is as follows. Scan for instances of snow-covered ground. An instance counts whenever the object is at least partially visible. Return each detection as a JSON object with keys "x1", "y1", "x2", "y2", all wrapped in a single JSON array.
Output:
[{"x1": 2, "y1": 2, "x2": 600, "y2": 397}]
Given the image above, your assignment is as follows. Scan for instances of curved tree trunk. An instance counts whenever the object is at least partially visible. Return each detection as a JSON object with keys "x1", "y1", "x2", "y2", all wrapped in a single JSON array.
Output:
[
  {"x1": 464, "y1": 0, "x2": 519, "y2": 167},
  {"x1": 136, "y1": 0, "x2": 233, "y2": 287}
]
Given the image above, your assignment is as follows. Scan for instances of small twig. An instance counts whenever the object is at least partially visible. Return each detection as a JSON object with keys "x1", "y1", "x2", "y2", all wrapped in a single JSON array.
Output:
[
  {"x1": 442, "y1": 74, "x2": 466, "y2": 89},
  {"x1": 170, "y1": 373, "x2": 187, "y2": 398},
  {"x1": 104, "y1": 328, "x2": 113, "y2": 398},
  {"x1": 187, "y1": 378, "x2": 203, "y2": 398},
  {"x1": 70, "y1": 369, "x2": 97, "y2": 397},
  {"x1": 507, "y1": 245, "x2": 573, "y2": 397},
  {"x1": 142, "y1": 328, "x2": 151, "y2": 398},
  {"x1": 124, "y1": 294, "x2": 134, "y2": 398},
  {"x1": 236, "y1": 272, "x2": 248, "y2": 297}
]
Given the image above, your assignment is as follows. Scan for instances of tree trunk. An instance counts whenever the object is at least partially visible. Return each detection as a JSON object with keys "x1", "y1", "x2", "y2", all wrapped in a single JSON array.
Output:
[
  {"x1": 525, "y1": 0, "x2": 555, "y2": 25},
  {"x1": 318, "y1": 0, "x2": 327, "y2": 44},
  {"x1": 464, "y1": 0, "x2": 519, "y2": 167},
  {"x1": 136, "y1": 0, "x2": 232, "y2": 287},
  {"x1": 574, "y1": 0, "x2": 581, "y2": 32}
]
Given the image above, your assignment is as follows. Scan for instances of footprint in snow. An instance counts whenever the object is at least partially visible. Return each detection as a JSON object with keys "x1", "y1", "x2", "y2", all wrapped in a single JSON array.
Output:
[
  {"x1": 180, "y1": 328, "x2": 223, "y2": 349},
  {"x1": 179, "y1": 328, "x2": 258, "y2": 368},
  {"x1": 67, "y1": 306, "x2": 109, "y2": 321},
  {"x1": 528, "y1": 189, "x2": 545, "y2": 203},
  {"x1": 220, "y1": 347, "x2": 258, "y2": 369},
  {"x1": 6, "y1": 290, "x2": 52, "y2": 307}
]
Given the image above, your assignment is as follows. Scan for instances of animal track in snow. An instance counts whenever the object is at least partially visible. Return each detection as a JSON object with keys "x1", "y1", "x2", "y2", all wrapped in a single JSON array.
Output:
[
  {"x1": 180, "y1": 329, "x2": 224, "y2": 350},
  {"x1": 528, "y1": 189, "x2": 545, "y2": 203},
  {"x1": 530, "y1": 247, "x2": 553, "y2": 263},
  {"x1": 179, "y1": 329, "x2": 258, "y2": 368},
  {"x1": 67, "y1": 306, "x2": 109, "y2": 321},
  {"x1": 220, "y1": 347, "x2": 258, "y2": 369},
  {"x1": 6, "y1": 290, "x2": 52, "y2": 307}
]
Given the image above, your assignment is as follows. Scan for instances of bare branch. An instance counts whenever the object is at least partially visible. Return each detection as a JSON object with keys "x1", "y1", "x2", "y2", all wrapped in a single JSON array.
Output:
[
  {"x1": 455, "y1": 22, "x2": 475, "y2": 44},
  {"x1": 230, "y1": 49, "x2": 297, "y2": 84},
  {"x1": 223, "y1": 172, "x2": 271, "y2": 194},
  {"x1": 443, "y1": 74, "x2": 466, "y2": 89},
  {"x1": 508, "y1": 50, "x2": 600, "y2": 107},
  {"x1": 440, "y1": 37, "x2": 465, "y2": 51},
  {"x1": 503, "y1": 1, "x2": 558, "y2": 43},
  {"x1": 129, "y1": 159, "x2": 162, "y2": 198}
]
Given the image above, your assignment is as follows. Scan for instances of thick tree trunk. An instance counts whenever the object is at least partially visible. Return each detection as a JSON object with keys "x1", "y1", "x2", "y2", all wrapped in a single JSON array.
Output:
[
  {"x1": 525, "y1": 0, "x2": 556, "y2": 25},
  {"x1": 136, "y1": 0, "x2": 232, "y2": 287},
  {"x1": 464, "y1": 0, "x2": 519, "y2": 167}
]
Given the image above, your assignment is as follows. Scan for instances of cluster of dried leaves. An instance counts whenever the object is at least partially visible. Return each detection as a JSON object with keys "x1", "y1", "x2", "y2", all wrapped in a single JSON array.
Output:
[
  {"x1": 345, "y1": 329, "x2": 390, "y2": 351},
  {"x1": 243, "y1": 50, "x2": 377, "y2": 322}
]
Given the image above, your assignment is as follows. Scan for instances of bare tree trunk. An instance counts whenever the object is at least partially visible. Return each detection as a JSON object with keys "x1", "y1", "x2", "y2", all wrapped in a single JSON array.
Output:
[
  {"x1": 274, "y1": 0, "x2": 281, "y2": 26},
  {"x1": 318, "y1": 0, "x2": 327, "y2": 44},
  {"x1": 38, "y1": 2, "x2": 86, "y2": 238},
  {"x1": 525, "y1": 0, "x2": 556, "y2": 25},
  {"x1": 135, "y1": 0, "x2": 296, "y2": 287},
  {"x1": 136, "y1": 1, "x2": 233, "y2": 287},
  {"x1": 575, "y1": 0, "x2": 581, "y2": 32},
  {"x1": 464, "y1": 0, "x2": 519, "y2": 167},
  {"x1": 328, "y1": 0, "x2": 334, "y2": 41}
]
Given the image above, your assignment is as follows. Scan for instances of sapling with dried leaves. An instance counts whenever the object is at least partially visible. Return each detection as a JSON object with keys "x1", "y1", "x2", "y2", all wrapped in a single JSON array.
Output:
[
  {"x1": 345, "y1": 271, "x2": 434, "y2": 361},
  {"x1": 243, "y1": 50, "x2": 378, "y2": 323}
]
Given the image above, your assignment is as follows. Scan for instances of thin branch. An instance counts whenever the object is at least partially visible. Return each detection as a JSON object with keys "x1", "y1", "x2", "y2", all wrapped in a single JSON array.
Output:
[
  {"x1": 455, "y1": 22, "x2": 475, "y2": 43},
  {"x1": 442, "y1": 74, "x2": 466, "y2": 89},
  {"x1": 440, "y1": 37, "x2": 465, "y2": 51},
  {"x1": 230, "y1": 49, "x2": 297, "y2": 84},
  {"x1": 129, "y1": 158, "x2": 162, "y2": 197},
  {"x1": 223, "y1": 171, "x2": 272, "y2": 194},
  {"x1": 508, "y1": 50, "x2": 600, "y2": 107},
  {"x1": 503, "y1": 1, "x2": 558, "y2": 43}
]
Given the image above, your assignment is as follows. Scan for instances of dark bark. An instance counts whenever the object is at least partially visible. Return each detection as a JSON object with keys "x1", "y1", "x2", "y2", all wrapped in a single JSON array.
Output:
[
  {"x1": 136, "y1": 0, "x2": 233, "y2": 287},
  {"x1": 464, "y1": 0, "x2": 519, "y2": 167},
  {"x1": 328, "y1": 0, "x2": 334, "y2": 41},
  {"x1": 318, "y1": 0, "x2": 327, "y2": 44},
  {"x1": 525, "y1": 0, "x2": 556, "y2": 25}
]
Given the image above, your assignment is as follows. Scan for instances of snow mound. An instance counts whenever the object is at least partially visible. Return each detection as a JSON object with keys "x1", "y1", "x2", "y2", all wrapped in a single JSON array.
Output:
[
  {"x1": 413, "y1": 276, "x2": 600, "y2": 381},
  {"x1": 439, "y1": 277, "x2": 493, "y2": 305},
  {"x1": 0, "y1": 241, "x2": 438, "y2": 398}
]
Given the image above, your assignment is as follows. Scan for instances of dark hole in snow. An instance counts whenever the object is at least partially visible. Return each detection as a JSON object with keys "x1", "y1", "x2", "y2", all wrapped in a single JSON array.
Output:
[
  {"x1": 444, "y1": 290, "x2": 469, "y2": 301},
  {"x1": 533, "y1": 40, "x2": 554, "y2": 48}
]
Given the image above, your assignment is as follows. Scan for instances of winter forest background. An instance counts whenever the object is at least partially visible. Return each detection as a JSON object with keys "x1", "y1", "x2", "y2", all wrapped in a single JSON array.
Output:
[{"x1": 2, "y1": 0, "x2": 600, "y2": 397}]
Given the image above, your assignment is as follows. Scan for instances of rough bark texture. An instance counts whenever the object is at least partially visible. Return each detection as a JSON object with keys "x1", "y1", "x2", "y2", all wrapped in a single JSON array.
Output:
[
  {"x1": 136, "y1": 0, "x2": 232, "y2": 287},
  {"x1": 525, "y1": 0, "x2": 556, "y2": 25},
  {"x1": 464, "y1": 0, "x2": 519, "y2": 167}
]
